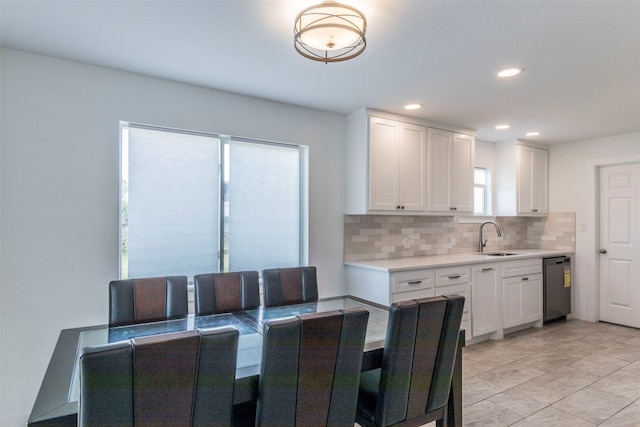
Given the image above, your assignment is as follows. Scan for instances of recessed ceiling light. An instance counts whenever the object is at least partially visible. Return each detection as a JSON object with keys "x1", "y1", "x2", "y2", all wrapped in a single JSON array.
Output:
[
  {"x1": 404, "y1": 103, "x2": 422, "y2": 110},
  {"x1": 495, "y1": 124, "x2": 511, "y2": 130},
  {"x1": 525, "y1": 131, "x2": 541, "y2": 137},
  {"x1": 497, "y1": 67, "x2": 524, "y2": 78}
]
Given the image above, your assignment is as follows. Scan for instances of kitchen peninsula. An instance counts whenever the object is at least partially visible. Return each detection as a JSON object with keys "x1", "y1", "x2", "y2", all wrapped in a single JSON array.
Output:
[{"x1": 346, "y1": 249, "x2": 573, "y2": 344}]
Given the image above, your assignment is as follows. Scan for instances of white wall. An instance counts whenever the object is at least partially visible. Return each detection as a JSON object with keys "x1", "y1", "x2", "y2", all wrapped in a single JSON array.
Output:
[
  {"x1": 0, "y1": 48, "x2": 346, "y2": 426},
  {"x1": 549, "y1": 132, "x2": 640, "y2": 322}
]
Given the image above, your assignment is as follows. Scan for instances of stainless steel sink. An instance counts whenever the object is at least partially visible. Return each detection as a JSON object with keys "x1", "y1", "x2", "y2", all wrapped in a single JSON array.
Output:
[{"x1": 483, "y1": 252, "x2": 517, "y2": 256}]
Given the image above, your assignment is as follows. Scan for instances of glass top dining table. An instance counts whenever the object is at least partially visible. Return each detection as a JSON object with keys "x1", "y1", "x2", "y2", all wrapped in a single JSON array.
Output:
[{"x1": 28, "y1": 296, "x2": 393, "y2": 427}]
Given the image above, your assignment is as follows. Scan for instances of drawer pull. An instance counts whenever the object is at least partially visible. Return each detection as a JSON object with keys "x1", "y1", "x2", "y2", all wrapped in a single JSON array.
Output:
[
  {"x1": 447, "y1": 275, "x2": 461, "y2": 279},
  {"x1": 407, "y1": 280, "x2": 423, "y2": 285},
  {"x1": 522, "y1": 277, "x2": 529, "y2": 281},
  {"x1": 482, "y1": 268, "x2": 494, "y2": 272}
]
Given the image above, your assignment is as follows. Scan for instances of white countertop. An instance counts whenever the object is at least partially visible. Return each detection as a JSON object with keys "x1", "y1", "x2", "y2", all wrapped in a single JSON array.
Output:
[{"x1": 344, "y1": 249, "x2": 573, "y2": 272}]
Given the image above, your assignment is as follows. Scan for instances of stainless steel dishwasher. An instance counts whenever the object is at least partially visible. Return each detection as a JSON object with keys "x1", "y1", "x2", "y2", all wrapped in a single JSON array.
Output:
[{"x1": 543, "y1": 256, "x2": 572, "y2": 322}]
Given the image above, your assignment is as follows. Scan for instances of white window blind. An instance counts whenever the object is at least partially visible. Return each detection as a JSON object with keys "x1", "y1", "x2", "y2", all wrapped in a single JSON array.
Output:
[
  {"x1": 123, "y1": 126, "x2": 220, "y2": 278},
  {"x1": 121, "y1": 123, "x2": 305, "y2": 279},
  {"x1": 226, "y1": 140, "x2": 300, "y2": 272}
]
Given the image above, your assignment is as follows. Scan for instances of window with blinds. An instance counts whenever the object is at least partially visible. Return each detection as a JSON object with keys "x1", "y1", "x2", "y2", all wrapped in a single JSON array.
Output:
[{"x1": 121, "y1": 123, "x2": 306, "y2": 279}]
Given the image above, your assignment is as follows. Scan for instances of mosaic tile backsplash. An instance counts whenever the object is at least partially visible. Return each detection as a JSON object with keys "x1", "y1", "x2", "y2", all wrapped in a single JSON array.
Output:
[{"x1": 344, "y1": 212, "x2": 575, "y2": 262}]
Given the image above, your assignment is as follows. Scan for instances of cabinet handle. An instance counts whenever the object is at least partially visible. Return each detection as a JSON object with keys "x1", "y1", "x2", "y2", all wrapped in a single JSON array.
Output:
[
  {"x1": 449, "y1": 207, "x2": 457, "y2": 211},
  {"x1": 407, "y1": 280, "x2": 422, "y2": 285},
  {"x1": 482, "y1": 268, "x2": 494, "y2": 272},
  {"x1": 448, "y1": 275, "x2": 461, "y2": 279},
  {"x1": 532, "y1": 209, "x2": 538, "y2": 212},
  {"x1": 396, "y1": 206, "x2": 401, "y2": 209},
  {"x1": 401, "y1": 206, "x2": 405, "y2": 210},
  {"x1": 522, "y1": 277, "x2": 529, "y2": 281}
]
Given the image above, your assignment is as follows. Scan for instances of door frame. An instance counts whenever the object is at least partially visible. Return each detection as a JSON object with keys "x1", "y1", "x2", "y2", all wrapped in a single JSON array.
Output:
[{"x1": 588, "y1": 154, "x2": 640, "y2": 322}]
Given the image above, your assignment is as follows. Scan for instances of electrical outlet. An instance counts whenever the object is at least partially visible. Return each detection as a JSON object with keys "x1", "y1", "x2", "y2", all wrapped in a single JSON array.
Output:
[
  {"x1": 507, "y1": 234, "x2": 512, "y2": 242},
  {"x1": 403, "y1": 237, "x2": 411, "y2": 249}
]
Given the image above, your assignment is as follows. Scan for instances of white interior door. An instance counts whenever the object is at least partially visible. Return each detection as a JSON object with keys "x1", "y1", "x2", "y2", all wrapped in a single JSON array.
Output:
[{"x1": 599, "y1": 162, "x2": 640, "y2": 328}]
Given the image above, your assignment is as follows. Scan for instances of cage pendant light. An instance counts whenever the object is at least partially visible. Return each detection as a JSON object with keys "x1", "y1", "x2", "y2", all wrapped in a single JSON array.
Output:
[{"x1": 294, "y1": 1, "x2": 367, "y2": 63}]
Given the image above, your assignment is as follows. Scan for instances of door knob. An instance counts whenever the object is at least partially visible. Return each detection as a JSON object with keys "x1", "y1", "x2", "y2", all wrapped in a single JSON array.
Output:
[{"x1": 600, "y1": 248, "x2": 607, "y2": 254}]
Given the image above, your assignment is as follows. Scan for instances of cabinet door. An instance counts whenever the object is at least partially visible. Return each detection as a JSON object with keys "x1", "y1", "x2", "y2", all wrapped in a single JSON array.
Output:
[
  {"x1": 369, "y1": 118, "x2": 399, "y2": 210},
  {"x1": 438, "y1": 283, "x2": 472, "y2": 342},
  {"x1": 502, "y1": 276, "x2": 523, "y2": 329},
  {"x1": 517, "y1": 145, "x2": 534, "y2": 214},
  {"x1": 398, "y1": 123, "x2": 427, "y2": 211},
  {"x1": 428, "y1": 129, "x2": 474, "y2": 213},
  {"x1": 451, "y1": 133, "x2": 475, "y2": 212},
  {"x1": 532, "y1": 148, "x2": 549, "y2": 214},
  {"x1": 517, "y1": 145, "x2": 548, "y2": 214},
  {"x1": 427, "y1": 128, "x2": 453, "y2": 212},
  {"x1": 472, "y1": 264, "x2": 499, "y2": 336},
  {"x1": 523, "y1": 274, "x2": 543, "y2": 323}
]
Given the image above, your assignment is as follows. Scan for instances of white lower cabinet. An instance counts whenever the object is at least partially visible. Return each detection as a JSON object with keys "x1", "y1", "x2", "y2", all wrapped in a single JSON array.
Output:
[
  {"x1": 501, "y1": 259, "x2": 543, "y2": 329},
  {"x1": 346, "y1": 255, "x2": 546, "y2": 343},
  {"x1": 435, "y1": 266, "x2": 472, "y2": 342},
  {"x1": 391, "y1": 269, "x2": 436, "y2": 302},
  {"x1": 345, "y1": 266, "x2": 436, "y2": 307},
  {"x1": 471, "y1": 263, "x2": 500, "y2": 337}
]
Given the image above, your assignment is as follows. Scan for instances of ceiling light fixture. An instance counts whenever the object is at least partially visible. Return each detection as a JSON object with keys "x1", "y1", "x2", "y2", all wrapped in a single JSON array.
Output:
[
  {"x1": 525, "y1": 131, "x2": 541, "y2": 136},
  {"x1": 495, "y1": 124, "x2": 511, "y2": 130},
  {"x1": 497, "y1": 67, "x2": 524, "y2": 78},
  {"x1": 294, "y1": 1, "x2": 367, "y2": 64},
  {"x1": 404, "y1": 104, "x2": 422, "y2": 110}
]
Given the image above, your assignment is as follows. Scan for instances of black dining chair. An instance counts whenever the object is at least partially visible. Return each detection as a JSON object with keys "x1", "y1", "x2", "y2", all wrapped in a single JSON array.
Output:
[
  {"x1": 262, "y1": 266, "x2": 318, "y2": 308},
  {"x1": 356, "y1": 295, "x2": 464, "y2": 427},
  {"x1": 79, "y1": 327, "x2": 239, "y2": 426},
  {"x1": 194, "y1": 271, "x2": 260, "y2": 316},
  {"x1": 108, "y1": 276, "x2": 188, "y2": 326},
  {"x1": 256, "y1": 308, "x2": 369, "y2": 427}
]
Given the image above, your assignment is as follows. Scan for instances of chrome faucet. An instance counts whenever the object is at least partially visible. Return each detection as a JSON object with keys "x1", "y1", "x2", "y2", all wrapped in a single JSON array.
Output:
[{"x1": 479, "y1": 221, "x2": 502, "y2": 252}]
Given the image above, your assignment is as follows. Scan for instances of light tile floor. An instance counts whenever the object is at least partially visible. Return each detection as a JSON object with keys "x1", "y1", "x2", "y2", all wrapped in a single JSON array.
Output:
[{"x1": 460, "y1": 319, "x2": 640, "y2": 426}]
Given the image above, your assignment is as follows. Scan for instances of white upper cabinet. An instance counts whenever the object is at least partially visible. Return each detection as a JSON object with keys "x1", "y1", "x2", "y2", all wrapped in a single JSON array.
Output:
[
  {"x1": 369, "y1": 117, "x2": 427, "y2": 212},
  {"x1": 427, "y1": 128, "x2": 475, "y2": 213},
  {"x1": 344, "y1": 109, "x2": 476, "y2": 215},
  {"x1": 495, "y1": 141, "x2": 549, "y2": 216},
  {"x1": 345, "y1": 112, "x2": 428, "y2": 214},
  {"x1": 517, "y1": 145, "x2": 549, "y2": 214}
]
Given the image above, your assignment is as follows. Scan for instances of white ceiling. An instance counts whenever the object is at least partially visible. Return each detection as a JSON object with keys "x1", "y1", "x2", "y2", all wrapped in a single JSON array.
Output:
[{"x1": 1, "y1": 0, "x2": 639, "y2": 144}]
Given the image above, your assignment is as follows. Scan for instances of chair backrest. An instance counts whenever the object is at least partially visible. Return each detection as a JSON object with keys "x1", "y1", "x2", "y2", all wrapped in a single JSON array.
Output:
[
  {"x1": 257, "y1": 308, "x2": 369, "y2": 427},
  {"x1": 194, "y1": 271, "x2": 260, "y2": 316},
  {"x1": 356, "y1": 295, "x2": 464, "y2": 427},
  {"x1": 108, "y1": 276, "x2": 188, "y2": 326},
  {"x1": 262, "y1": 266, "x2": 318, "y2": 308},
  {"x1": 79, "y1": 327, "x2": 239, "y2": 426}
]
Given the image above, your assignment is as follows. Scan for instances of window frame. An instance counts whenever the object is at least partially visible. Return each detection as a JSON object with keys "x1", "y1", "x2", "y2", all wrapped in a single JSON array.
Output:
[
  {"x1": 119, "y1": 122, "x2": 309, "y2": 278},
  {"x1": 460, "y1": 166, "x2": 494, "y2": 224}
]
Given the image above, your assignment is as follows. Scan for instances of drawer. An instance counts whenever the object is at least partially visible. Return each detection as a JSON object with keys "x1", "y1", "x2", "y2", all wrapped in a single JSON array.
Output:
[
  {"x1": 392, "y1": 269, "x2": 435, "y2": 294},
  {"x1": 436, "y1": 266, "x2": 471, "y2": 287},
  {"x1": 391, "y1": 287, "x2": 436, "y2": 303},
  {"x1": 436, "y1": 283, "x2": 471, "y2": 315},
  {"x1": 501, "y1": 258, "x2": 542, "y2": 278}
]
